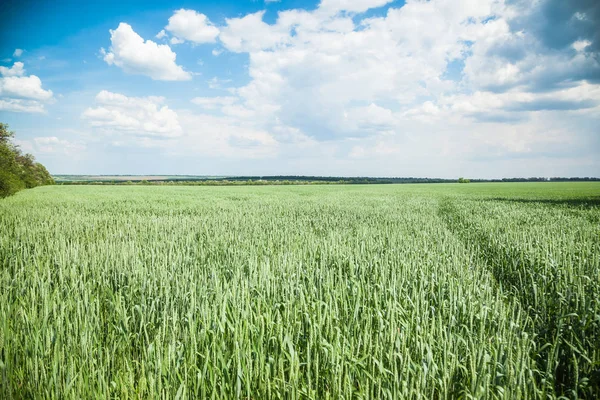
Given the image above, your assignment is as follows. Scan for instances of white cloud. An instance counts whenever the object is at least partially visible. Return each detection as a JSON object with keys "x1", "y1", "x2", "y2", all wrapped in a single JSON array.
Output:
[
  {"x1": 224, "y1": 0, "x2": 597, "y2": 175},
  {"x1": 0, "y1": 99, "x2": 47, "y2": 113},
  {"x1": 12, "y1": 49, "x2": 23, "y2": 58},
  {"x1": 0, "y1": 62, "x2": 25, "y2": 77},
  {"x1": 77, "y1": 90, "x2": 281, "y2": 156},
  {"x1": 14, "y1": 137, "x2": 86, "y2": 155},
  {"x1": 19, "y1": 0, "x2": 596, "y2": 176},
  {"x1": 82, "y1": 90, "x2": 182, "y2": 138},
  {"x1": 432, "y1": 83, "x2": 600, "y2": 120},
  {"x1": 101, "y1": 23, "x2": 191, "y2": 81},
  {"x1": 219, "y1": 11, "x2": 292, "y2": 52},
  {"x1": 0, "y1": 62, "x2": 54, "y2": 113},
  {"x1": 318, "y1": 0, "x2": 393, "y2": 15},
  {"x1": 34, "y1": 137, "x2": 86, "y2": 154},
  {"x1": 0, "y1": 75, "x2": 54, "y2": 101},
  {"x1": 221, "y1": 104, "x2": 256, "y2": 119},
  {"x1": 343, "y1": 104, "x2": 398, "y2": 133},
  {"x1": 207, "y1": 76, "x2": 232, "y2": 89},
  {"x1": 206, "y1": 0, "x2": 598, "y2": 156},
  {"x1": 165, "y1": 9, "x2": 220, "y2": 44},
  {"x1": 192, "y1": 96, "x2": 238, "y2": 109},
  {"x1": 572, "y1": 40, "x2": 591, "y2": 52},
  {"x1": 216, "y1": 1, "x2": 488, "y2": 137},
  {"x1": 175, "y1": 111, "x2": 279, "y2": 158}
]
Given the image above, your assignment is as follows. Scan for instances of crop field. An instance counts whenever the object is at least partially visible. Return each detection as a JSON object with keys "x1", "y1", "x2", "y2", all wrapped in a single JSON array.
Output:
[{"x1": 0, "y1": 183, "x2": 599, "y2": 399}]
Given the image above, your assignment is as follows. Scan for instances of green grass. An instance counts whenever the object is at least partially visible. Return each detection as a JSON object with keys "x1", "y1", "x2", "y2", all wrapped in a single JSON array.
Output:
[{"x1": 1, "y1": 183, "x2": 599, "y2": 399}]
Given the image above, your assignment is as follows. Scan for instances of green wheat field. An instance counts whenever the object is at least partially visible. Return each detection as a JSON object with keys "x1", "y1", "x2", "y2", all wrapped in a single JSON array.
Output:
[{"x1": 1, "y1": 183, "x2": 599, "y2": 399}]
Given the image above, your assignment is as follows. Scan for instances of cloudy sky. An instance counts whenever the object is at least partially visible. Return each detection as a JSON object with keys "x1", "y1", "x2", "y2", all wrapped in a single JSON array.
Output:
[{"x1": 0, "y1": 0, "x2": 598, "y2": 178}]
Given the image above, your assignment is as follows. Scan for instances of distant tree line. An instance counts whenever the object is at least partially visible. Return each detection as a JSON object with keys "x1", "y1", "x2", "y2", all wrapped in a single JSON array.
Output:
[
  {"x1": 59, "y1": 179, "x2": 347, "y2": 186},
  {"x1": 56, "y1": 175, "x2": 600, "y2": 186},
  {"x1": 0, "y1": 123, "x2": 54, "y2": 198},
  {"x1": 496, "y1": 177, "x2": 600, "y2": 182}
]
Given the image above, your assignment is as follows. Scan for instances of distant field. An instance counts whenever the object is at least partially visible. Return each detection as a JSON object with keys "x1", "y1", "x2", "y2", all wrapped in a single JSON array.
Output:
[{"x1": 1, "y1": 183, "x2": 599, "y2": 398}]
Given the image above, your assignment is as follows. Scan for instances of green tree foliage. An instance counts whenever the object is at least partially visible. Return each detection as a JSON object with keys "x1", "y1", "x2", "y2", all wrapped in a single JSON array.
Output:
[
  {"x1": 458, "y1": 177, "x2": 470, "y2": 183},
  {"x1": 0, "y1": 123, "x2": 54, "y2": 198}
]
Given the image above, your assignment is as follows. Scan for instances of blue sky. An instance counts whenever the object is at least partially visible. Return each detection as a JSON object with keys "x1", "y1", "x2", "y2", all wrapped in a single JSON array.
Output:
[{"x1": 0, "y1": 0, "x2": 598, "y2": 178}]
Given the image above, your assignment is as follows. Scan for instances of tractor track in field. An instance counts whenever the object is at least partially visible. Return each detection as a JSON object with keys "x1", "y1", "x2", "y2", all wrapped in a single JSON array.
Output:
[{"x1": 438, "y1": 196, "x2": 600, "y2": 399}]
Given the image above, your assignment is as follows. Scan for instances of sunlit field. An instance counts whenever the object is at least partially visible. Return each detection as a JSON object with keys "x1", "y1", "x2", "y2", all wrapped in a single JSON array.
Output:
[{"x1": 1, "y1": 183, "x2": 599, "y2": 398}]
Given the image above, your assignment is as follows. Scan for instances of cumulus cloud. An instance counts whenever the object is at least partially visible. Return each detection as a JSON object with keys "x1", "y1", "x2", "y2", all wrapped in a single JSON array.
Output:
[
  {"x1": 191, "y1": 96, "x2": 238, "y2": 109},
  {"x1": 207, "y1": 77, "x2": 232, "y2": 89},
  {"x1": 0, "y1": 99, "x2": 47, "y2": 113},
  {"x1": 213, "y1": 0, "x2": 503, "y2": 139},
  {"x1": 175, "y1": 111, "x2": 279, "y2": 158},
  {"x1": 164, "y1": 9, "x2": 220, "y2": 44},
  {"x1": 67, "y1": 0, "x2": 600, "y2": 175},
  {"x1": 400, "y1": 82, "x2": 600, "y2": 127},
  {"x1": 196, "y1": 0, "x2": 600, "y2": 172},
  {"x1": 101, "y1": 23, "x2": 191, "y2": 81},
  {"x1": 82, "y1": 90, "x2": 182, "y2": 138},
  {"x1": 516, "y1": 0, "x2": 600, "y2": 54},
  {"x1": 14, "y1": 137, "x2": 86, "y2": 155},
  {"x1": 12, "y1": 49, "x2": 23, "y2": 57},
  {"x1": 341, "y1": 104, "x2": 399, "y2": 135},
  {"x1": 318, "y1": 0, "x2": 393, "y2": 15},
  {"x1": 0, "y1": 62, "x2": 25, "y2": 77},
  {"x1": 462, "y1": 0, "x2": 600, "y2": 92},
  {"x1": 0, "y1": 62, "x2": 54, "y2": 113},
  {"x1": 219, "y1": 11, "x2": 291, "y2": 53},
  {"x1": 0, "y1": 75, "x2": 54, "y2": 101}
]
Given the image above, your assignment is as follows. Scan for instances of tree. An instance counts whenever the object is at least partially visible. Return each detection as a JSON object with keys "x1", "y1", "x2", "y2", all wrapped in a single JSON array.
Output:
[
  {"x1": 0, "y1": 123, "x2": 55, "y2": 198},
  {"x1": 0, "y1": 122, "x2": 14, "y2": 144},
  {"x1": 458, "y1": 177, "x2": 470, "y2": 183}
]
